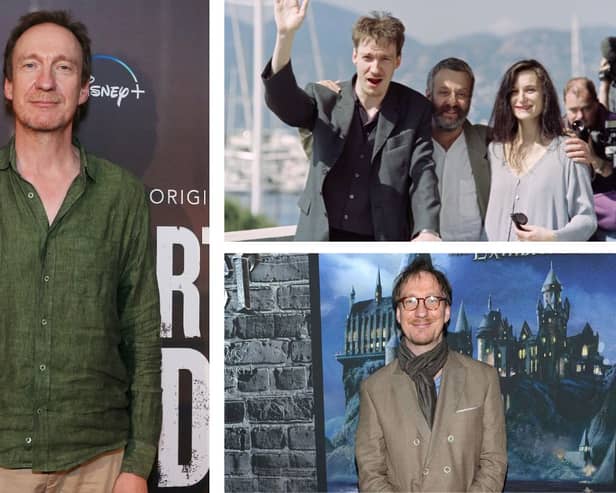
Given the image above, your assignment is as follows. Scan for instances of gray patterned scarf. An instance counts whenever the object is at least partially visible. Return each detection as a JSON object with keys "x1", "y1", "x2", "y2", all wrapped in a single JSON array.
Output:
[{"x1": 397, "y1": 337, "x2": 449, "y2": 429}]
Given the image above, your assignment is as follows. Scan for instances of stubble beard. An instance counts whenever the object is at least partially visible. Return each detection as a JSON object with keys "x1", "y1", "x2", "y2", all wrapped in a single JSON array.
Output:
[
  {"x1": 433, "y1": 107, "x2": 468, "y2": 131},
  {"x1": 406, "y1": 324, "x2": 443, "y2": 346},
  {"x1": 404, "y1": 329, "x2": 443, "y2": 355},
  {"x1": 13, "y1": 105, "x2": 76, "y2": 134}
]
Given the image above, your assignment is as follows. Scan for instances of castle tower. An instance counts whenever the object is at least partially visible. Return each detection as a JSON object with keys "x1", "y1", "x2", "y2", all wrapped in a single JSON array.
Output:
[
  {"x1": 518, "y1": 321, "x2": 538, "y2": 375},
  {"x1": 337, "y1": 265, "x2": 398, "y2": 402},
  {"x1": 477, "y1": 296, "x2": 497, "y2": 367},
  {"x1": 349, "y1": 286, "x2": 356, "y2": 313},
  {"x1": 448, "y1": 301, "x2": 473, "y2": 357},
  {"x1": 541, "y1": 262, "x2": 564, "y2": 309},
  {"x1": 477, "y1": 295, "x2": 515, "y2": 376},
  {"x1": 375, "y1": 268, "x2": 382, "y2": 305},
  {"x1": 537, "y1": 262, "x2": 570, "y2": 381},
  {"x1": 477, "y1": 295, "x2": 495, "y2": 364},
  {"x1": 455, "y1": 301, "x2": 471, "y2": 333}
]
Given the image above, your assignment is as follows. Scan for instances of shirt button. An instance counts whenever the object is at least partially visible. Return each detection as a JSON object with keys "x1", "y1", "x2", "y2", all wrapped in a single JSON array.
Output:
[
  {"x1": 27, "y1": 192, "x2": 34, "y2": 199},
  {"x1": 36, "y1": 408, "x2": 43, "y2": 415},
  {"x1": 359, "y1": 154, "x2": 365, "y2": 159},
  {"x1": 43, "y1": 275, "x2": 50, "y2": 282},
  {"x1": 25, "y1": 437, "x2": 32, "y2": 444},
  {"x1": 343, "y1": 214, "x2": 349, "y2": 220},
  {"x1": 423, "y1": 467, "x2": 430, "y2": 476},
  {"x1": 447, "y1": 434, "x2": 454, "y2": 443},
  {"x1": 349, "y1": 194, "x2": 355, "y2": 199},
  {"x1": 41, "y1": 319, "x2": 47, "y2": 326},
  {"x1": 444, "y1": 465, "x2": 452, "y2": 474},
  {"x1": 412, "y1": 438, "x2": 420, "y2": 446},
  {"x1": 39, "y1": 364, "x2": 46, "y2": 372},
  {"x1": 515, "y1": 195, "x2": 520, "y2": 200},
  {"x1": 354, "y1": 173, "x2": 360, "y2": 178}
]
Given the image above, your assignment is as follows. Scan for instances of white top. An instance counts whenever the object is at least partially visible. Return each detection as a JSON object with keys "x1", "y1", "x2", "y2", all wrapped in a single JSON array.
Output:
[
  {"x1": 483, "y1": 137, "x2": 597, "y2": 241},
  {"x1": 433, "y1": 132, "x2": 482, "y2": 241}
]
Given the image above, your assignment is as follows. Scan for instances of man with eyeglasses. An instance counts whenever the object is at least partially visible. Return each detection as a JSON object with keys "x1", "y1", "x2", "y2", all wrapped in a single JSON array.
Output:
[{"x1": 355, "y1": 257, "x2": 507, "y2": 492}]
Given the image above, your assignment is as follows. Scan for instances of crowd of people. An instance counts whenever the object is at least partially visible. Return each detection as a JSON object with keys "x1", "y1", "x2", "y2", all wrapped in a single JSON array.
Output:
[{"x1": 264, "y1": 0, "x2": 616, "y2": 241}]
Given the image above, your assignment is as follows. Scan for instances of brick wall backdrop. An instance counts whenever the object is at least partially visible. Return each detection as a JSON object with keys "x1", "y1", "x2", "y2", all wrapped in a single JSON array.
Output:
[{"x1": 224, "y1": 254, "x2": 317, "y2": 493}]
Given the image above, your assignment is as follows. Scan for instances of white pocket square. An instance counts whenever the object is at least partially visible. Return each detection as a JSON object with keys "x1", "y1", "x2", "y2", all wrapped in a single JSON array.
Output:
[{"x1": 455, "y1": 406, "x2": 480, "y2": 413}]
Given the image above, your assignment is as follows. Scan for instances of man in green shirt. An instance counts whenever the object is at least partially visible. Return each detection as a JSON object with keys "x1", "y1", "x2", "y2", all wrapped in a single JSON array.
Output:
[{"x1": 0, "y1": 10, "x2": 161, "y2": 493}]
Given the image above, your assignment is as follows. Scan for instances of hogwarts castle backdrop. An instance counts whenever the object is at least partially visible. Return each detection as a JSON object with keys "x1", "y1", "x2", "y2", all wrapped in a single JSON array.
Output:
[{"x1": 317, "y1": 254, "x2": 616, "y2": 491}]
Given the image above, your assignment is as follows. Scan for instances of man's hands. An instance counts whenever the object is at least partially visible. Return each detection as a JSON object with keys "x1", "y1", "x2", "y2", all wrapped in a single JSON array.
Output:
[
  {"x1": 564, "y1": 134, "x2": 612, "y2": 177},
  {"x1": 411, "y1": 231, "x2": 441, "y2": 242},
  {"x1": 112, "y1": 472, "x2": 148, "y2": 493},
  {"x1": 599, "y1": 57, "x2": 612, "y2": 82},
  {"x1": 598, "y1": 57, "x2": 612, "y2": 108},
  {"x1": 514, "y1": 223, "x2": 556, "y2": 241},
  {"x1": 274, "y1": 0, "x2": 310, "y2": 36},
  {"x1": 317, "y1": 79, "x2": 342, "y2": 93},
  {"x1": 271, "y1": 0, "x2": 310, "y2": 74}
]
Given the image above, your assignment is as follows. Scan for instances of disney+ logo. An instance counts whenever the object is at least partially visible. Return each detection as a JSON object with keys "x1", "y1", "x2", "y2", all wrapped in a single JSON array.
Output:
[{"x1": 89, "y1": 55, "x2": 146, "y2": 108}]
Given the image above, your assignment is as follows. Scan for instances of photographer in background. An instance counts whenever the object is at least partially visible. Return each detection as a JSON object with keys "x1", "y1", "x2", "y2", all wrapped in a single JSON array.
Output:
[
  {"x1": 598, "y1": 37, "x2": 616, "y2": 112},
  {"x1": 564, "y1": 77, "x2": 616, "y2": 240}
]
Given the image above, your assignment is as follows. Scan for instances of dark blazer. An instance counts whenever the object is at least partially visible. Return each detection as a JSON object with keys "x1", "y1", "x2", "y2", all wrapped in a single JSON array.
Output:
[
  {"x1": 356, "y1": 351, "x2": 507, "y2": 492},
  {"x1": 462, "y1": 120, "x2": 491, "y2": 222},
  {"x1": 262, "y1": 60, "x2": 440, "y2": 241}
]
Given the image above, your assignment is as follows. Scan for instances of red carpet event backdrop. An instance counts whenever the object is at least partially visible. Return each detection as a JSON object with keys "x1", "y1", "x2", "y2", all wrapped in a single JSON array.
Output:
[{"x1": 0, "y1": 2, "x2": 209, "y2": 491}]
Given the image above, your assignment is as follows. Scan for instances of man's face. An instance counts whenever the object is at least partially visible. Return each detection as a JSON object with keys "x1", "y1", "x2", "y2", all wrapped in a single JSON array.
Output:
[
  {"x1": 4, "y1": 22, "x2": 89, "y2": 133},
  {"x1": 564, "y1": 89, "x2": 599, "y2": 128},
  {"x1": 395, "y1": 272, "x2": 450, "y2": 353},
  {"x1": 428, "y1": 68, "x2": 472, "y2": 130},
  {"x1": 352, "y1": 37, "x2": 400, "y2": 102}
]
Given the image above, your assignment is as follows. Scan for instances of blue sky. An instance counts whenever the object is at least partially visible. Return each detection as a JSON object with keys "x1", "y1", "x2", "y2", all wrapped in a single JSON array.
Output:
[
  {"x1": 318, "y1": 253, "x2": 616, "y2": 418},
  {"x1": 320, "y1": 0, "x2": 616, "y2": 44},
  {"x1": 235, "y1": 0, "x2": 616, "y2": 45}
]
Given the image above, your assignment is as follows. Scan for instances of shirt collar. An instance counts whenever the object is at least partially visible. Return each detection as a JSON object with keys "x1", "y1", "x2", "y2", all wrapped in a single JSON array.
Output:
[
  {"x1": 351, "y1": 75, "x2": 380, "y2": 126},
  {"x1": 0, "y1": 136, "x2": 97, "y2": 181},
  {"x1": 0, "y1": 139, "x2": 11, "y2": 171},
  {"x1": 433, "y1": 129, "x2": 466, "y2": 153},
  {"x1": 351, "y1": 75, "x2": 360, "y2": 104}
]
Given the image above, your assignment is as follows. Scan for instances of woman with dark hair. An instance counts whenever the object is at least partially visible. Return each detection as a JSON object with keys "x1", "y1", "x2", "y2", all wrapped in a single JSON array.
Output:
[{"x1": 484, "y1": 59, "x2": 596, "y2": 240}]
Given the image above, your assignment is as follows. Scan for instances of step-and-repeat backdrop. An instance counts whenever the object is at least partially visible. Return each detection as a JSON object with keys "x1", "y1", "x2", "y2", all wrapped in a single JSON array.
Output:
[{"x1": 0, "y1": 2, "x2": 209, "y2": 491}]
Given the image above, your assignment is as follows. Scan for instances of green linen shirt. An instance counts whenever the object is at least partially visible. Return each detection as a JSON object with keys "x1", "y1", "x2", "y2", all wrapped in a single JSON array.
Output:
[{"x1": 0, "y1": 138, "x2": 161, "y2": 479}]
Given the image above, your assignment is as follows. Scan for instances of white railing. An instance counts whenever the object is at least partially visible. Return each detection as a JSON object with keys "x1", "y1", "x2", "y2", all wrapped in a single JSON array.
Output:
[{"x1": 224, "y1": 225, "x2": 297, "y2": 241}]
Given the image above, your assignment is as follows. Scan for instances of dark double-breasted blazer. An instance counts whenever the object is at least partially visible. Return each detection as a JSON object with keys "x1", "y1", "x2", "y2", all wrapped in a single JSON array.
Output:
[
  {"x1": 262, "y1": 60, "x2": 440, "y2": 241},
  {"x1": 356, "y1": 351, "x2": 508, "y2": 492}
]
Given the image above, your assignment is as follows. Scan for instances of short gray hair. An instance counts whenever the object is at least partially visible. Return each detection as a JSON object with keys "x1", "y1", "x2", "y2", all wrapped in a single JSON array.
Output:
[{"x1": 426, "y1": 57, "x2": 475, "y2": 96}]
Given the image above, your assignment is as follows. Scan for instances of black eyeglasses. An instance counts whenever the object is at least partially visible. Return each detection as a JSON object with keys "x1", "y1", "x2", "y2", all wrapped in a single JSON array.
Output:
[{"x1": 397, "y1": 295, "x2": 449, "y2": 311}]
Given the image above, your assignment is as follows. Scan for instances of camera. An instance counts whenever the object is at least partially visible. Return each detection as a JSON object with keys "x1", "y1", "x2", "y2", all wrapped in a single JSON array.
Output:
[
  {"x1": 599, "y1": 37, "x2": 616, "y2": 81},
  {"x1": 603, "y1": 120, "x2": 616, "y2": 164},
  {"x1": 571, "y1": 120, "x2": 590, "y2": 141},
  {"x1": 598, "y1": 63, "x2": 616, "y2": 82},
  {"x1": 570, "y1": 119, "x2": 616, "y2": 164}
]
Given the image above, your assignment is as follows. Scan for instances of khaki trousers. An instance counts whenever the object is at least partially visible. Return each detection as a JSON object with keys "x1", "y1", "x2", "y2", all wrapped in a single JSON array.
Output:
[{"x1": 0, "y1": 448, "x2": 123, "y2": 493}]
